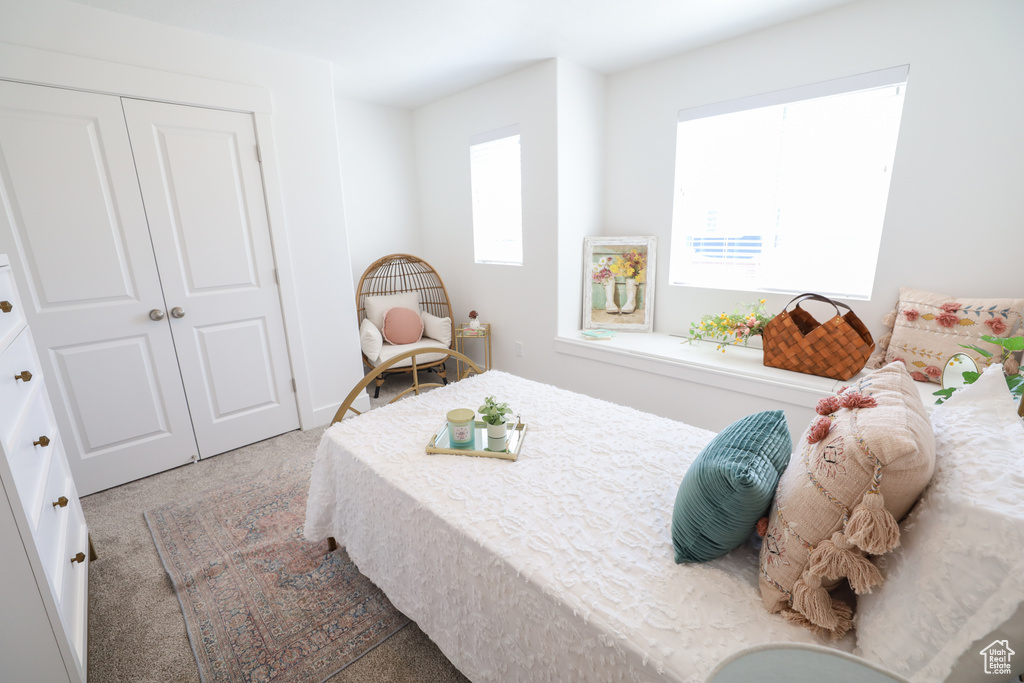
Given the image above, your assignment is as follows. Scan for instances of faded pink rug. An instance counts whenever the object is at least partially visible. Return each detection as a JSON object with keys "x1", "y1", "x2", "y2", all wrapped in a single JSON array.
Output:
[{"x1": 146, "y1": 465, "x2": 408, "y2": 683}]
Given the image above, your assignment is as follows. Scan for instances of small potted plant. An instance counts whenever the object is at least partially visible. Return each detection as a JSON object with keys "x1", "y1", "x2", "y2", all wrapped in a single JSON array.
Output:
[
  {"x1": 479, "y1": 395, "x2": 512, "y2": 447},
  {"x1": 468, "y1": 310, "x2": 481, "y2": 329}
]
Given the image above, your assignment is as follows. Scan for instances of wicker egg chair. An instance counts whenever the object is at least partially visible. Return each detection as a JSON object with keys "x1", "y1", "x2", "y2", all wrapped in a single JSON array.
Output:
[{"x1": 356, "y1": 253, "x2": 455, "y2": 398}]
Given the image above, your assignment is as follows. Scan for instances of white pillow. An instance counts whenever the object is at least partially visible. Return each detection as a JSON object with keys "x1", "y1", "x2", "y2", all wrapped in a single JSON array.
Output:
[
  {"x1": 359, "y1": 317, "x2": 383, "y2": 362},
  {"x1": 855, "y1": 365, "x2": 1024, "y2": 681},
  {"x1": 364, "y1": 292, "x2": 420, "y2": 332},
  {"x1": 420, "y1": 310, "x2": 452, "y2": 348}
]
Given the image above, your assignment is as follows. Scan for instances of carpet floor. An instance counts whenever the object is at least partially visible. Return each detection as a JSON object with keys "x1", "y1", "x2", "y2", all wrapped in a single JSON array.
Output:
[{"x1": 82, "y1": 374, "x2": 467, "y2": 683}]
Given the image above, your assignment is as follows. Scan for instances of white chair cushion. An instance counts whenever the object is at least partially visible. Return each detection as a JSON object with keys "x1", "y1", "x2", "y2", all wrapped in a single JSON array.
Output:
[
  {"x1": 420, "y1": 310, "x2": 452, "y2": 348},
  {"x1": 364, "y1": 292, "x2": 420, "y2": 331},
  {"x1": 371, "y1": 337, "x2": 449, "y2": 368},
  {"x1": 359, "y1": 317, "x2": 383, "y2": 362}
]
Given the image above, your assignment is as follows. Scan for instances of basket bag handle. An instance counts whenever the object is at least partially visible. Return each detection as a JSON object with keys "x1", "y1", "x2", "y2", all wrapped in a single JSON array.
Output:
[{"x1": 782, "y1": 292, "x2": 853, "y2": 317}]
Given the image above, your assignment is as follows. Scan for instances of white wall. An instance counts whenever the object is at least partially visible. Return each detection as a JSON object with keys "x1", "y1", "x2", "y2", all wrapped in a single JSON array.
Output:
[
  {"x1": 414, "y1": 60, "x2": 560, "y2": 382},
  {"x1": 555, "y1": 60, "x2": 606, "y2": 336},
  {"x1": 407, "y1": 0, "x2": 1024, "y2": 435},
  {"x1": 0, "y1": 0, "x2": 365, "y2": 425},
  {"x1": 604, "y1": 0, "x2": 1024, "y2": 342},
  {"x1": 336, "y1": 99, "x2": 423, "y2": 281}
]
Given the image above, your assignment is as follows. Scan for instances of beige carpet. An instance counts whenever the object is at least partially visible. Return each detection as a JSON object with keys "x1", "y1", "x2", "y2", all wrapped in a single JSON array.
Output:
[{"x1": 82, "y1": 375, "x2": 467, "y2": 683}]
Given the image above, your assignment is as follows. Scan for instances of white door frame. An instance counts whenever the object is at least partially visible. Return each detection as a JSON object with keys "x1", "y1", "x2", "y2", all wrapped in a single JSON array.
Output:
[{"x1": 0, "y1": 42, "x2": 317, "y2": 430}]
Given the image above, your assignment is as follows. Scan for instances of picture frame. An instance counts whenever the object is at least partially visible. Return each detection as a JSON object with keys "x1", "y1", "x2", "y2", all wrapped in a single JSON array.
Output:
[{"x1": 582, "y1": 236, "x2": 656, "y2": 331}]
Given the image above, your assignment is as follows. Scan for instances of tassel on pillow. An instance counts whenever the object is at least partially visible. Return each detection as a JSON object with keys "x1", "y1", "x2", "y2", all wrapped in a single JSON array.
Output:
[
  {"x1": 792, "y1": 571, "x2": 838, "y2": 631},
  {"x1": 756, "y1": 517, "x2": 769, "y2": 538},
  {"x1": 864, "y1": 333, "x2": 892, "y2": 370},
  {"x1": 781, "y1": 600, "x2": 853, "y2": 641},
  {"x1": 845, "y1": 491, "x2": 901, "y2": 554},
  {"x1": 881, "y1": 309, "x2": 897, "y2": 328},
  {"x1": 808, "y1": 531, "x2": 884, "y2": 594}
]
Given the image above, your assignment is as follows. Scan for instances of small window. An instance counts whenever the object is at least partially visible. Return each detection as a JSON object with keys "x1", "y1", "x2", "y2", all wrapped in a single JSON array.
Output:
[
  {"x1": 470, "y1": 125, "x2": 523, "y2": 265},
  {"x1": 669, "y1": 66, "x2": 909, "y2": 299}
]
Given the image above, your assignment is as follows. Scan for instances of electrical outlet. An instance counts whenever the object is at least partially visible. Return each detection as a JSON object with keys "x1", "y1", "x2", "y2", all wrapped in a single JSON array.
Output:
[{"x1": 515, "y1": 341, "x2": 524, "y2": 357}]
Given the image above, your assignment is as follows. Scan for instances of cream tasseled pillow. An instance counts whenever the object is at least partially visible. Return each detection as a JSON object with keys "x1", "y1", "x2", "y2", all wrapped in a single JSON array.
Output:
[
  {"x1": 758, "y1": 361, "x2": 935, "y2": 639},
  {"x1": 866, "y1": 287, "x2": 1024, "y2": 381}
]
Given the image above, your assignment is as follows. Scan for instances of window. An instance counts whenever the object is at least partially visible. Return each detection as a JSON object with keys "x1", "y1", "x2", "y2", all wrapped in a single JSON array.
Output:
[
  {"x1": 669, "y1": 66, "x2": 909, "y2": 299},
  {"x1": 469, "y1": 125, "x2": 523, "y2": 265}
]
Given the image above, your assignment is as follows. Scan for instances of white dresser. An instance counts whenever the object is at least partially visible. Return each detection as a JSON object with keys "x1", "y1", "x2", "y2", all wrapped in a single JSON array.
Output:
[{"x1": 0, "y1": 254, "x2": 89, "y2": 682}]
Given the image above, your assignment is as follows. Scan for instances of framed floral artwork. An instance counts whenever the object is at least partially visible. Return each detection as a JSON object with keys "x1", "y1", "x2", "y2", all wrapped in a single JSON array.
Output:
[{"x1": 582, "y1": 236, "x2": 656, "y2": 331}]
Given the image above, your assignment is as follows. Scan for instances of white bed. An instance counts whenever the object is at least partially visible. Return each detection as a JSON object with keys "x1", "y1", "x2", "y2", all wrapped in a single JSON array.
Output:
[{"x1": 303, "y1": 371, "x2": 854, "y2": 682}]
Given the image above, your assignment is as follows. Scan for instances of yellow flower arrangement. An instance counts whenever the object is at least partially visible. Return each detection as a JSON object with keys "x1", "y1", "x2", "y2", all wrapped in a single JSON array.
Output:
[
  {"x1": 687, "y1": 299, "x2": 774, "y2": 352},
  {"x1": 610, "y1": 249, "x2": 647, "y2": 284}
]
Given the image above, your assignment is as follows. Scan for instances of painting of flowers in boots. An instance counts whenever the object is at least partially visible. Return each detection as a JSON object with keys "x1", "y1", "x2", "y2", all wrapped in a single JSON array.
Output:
[{"x1": 583, "y1": 236, "x2": 656, "y2": 331}]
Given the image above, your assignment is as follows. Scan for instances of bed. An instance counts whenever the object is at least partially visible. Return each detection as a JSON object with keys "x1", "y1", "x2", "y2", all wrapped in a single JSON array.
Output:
[{"x1": 303, "y1": 369, "x2": 1024, "y2": 683}]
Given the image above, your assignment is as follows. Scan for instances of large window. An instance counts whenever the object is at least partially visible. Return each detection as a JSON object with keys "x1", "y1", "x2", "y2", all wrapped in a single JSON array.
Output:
[
  {"x1": 669, "y1": 66, "x2": 909, "y2": 299},
  {"x1": 470, "y1": 125, "x2": 523, "y2": 265}
]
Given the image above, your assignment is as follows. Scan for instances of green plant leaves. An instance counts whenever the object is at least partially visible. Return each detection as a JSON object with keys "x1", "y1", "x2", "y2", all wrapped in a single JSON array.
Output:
[
  {"x1": 978, "y1": 334, "x2": 1024, "y2": 350},
  {"x1": 958, "y1": 343, "x2": 993, "y2": 358}
]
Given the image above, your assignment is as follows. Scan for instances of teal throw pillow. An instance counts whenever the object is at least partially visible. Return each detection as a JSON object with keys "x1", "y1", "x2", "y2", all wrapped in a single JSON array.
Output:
[{"x1": 672, "y1": 410, "x2": 791, "y2": 563}]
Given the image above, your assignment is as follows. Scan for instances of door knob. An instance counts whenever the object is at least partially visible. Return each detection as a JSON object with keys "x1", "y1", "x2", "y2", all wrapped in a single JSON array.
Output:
[
  {"x1": 0, "y1": 300, "x2": 11, "y2": 313},
  {"x1": 149, "y1": 309, "x2": 166, "y2": 321},
  {"x1": 33, "y1": 435, "x2": 50, "y2": 447},
  {"x1": 53, "y1": 496, "x2": 69, "y2": 509},
  {"x1": 170, "y1": 307, "x2": 185, "y2": 319},
  {"x1": 14, "y1": 370, "x2": 32, "y2": 382},
  {"x1": 70, "y1": 552, "x2": 86, "y2": 564}
]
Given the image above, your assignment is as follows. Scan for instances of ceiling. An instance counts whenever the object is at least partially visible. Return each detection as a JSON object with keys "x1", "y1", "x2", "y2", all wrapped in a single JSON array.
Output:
[{"x1": 66, "y1": 0, "x2": 857, "y2": 108}]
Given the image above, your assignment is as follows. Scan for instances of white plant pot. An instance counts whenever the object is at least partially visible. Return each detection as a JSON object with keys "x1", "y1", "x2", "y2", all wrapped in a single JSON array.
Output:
[{"x1": 486, "y1": 421, "x2": 507, "y2": 451}]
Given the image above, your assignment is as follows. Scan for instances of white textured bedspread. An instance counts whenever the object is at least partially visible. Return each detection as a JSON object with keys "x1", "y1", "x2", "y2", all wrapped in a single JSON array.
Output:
[{"x1": 304, "y1": 371, "x2": 847, "y2": 682}]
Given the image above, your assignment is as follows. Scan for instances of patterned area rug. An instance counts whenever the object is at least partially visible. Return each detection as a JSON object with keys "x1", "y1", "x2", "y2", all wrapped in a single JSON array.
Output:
[{"x1": 146, "y1": 462, "x2": 409, "y2": 683}]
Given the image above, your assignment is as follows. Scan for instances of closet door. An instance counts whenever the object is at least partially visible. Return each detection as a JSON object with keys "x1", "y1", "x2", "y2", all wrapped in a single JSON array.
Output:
[
  {"x1": 122, "y1": 99, "x2": 299, "y2": 457},
  {"x1": 0, "y1": 80, "x2": 198, "y2": 494}
]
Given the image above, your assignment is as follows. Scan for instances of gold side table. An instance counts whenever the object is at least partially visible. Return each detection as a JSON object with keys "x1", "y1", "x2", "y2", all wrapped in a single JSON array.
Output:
[{"x1": 455, "y1": 322, "x2": 491, "y2": 379}]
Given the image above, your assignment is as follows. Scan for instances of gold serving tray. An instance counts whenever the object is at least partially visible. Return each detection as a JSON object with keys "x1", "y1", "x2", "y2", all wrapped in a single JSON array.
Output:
[{"x1": 426, "y1": 419, "x2": 527, "y2": 461}]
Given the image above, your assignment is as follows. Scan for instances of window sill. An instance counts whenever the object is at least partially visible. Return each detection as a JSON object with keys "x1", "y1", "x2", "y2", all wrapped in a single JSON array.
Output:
[{"x1": 554, "y1": 331, "x2": 936, "y2": 409}]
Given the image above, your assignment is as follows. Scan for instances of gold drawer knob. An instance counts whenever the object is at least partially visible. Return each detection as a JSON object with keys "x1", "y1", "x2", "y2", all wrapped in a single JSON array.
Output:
[
  {"x1": 53, "y1": 496, "x2": 69, "y2": 509},
  {"x1": 70, "y1": 552, "x2": 86, "y2": 564},
  {"x1": 0, "y1": 300, "x2": 11, "y2": 313},
  {"x1": 14, "y1": 370, "x2": 32, "y2": 382},
  {"x1": 33, "y1": 435, "x2": 50, "y2": 448}
]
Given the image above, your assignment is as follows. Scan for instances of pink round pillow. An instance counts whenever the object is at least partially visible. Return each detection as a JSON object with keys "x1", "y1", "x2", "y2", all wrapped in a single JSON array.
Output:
[{"x1": 382, "y1": 307, "x2": 424, "y2": 345}]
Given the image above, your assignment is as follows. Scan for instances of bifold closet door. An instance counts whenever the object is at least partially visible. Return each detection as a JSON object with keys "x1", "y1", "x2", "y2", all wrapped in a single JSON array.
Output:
[
  {"x1": 121, "y1": 99, "x2": 299, "y2": 458},
  {"x1": 0, "y1": 80, "x2": 199, "y2": 493}
]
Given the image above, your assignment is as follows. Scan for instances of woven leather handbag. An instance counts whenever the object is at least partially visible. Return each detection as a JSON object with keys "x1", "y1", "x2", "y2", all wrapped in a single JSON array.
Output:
[{"x1": 762, "y1": 293, "x2": 875, "y2": 380}]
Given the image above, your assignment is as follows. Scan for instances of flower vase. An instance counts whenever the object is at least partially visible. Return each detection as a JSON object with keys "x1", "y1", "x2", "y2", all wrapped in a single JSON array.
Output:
[
  {"x1": 622, "y1": 278, "x2": 638, "y2": 314},
  {"x1": 469, "y1": 319, "x2": 480, "y2": 330},
  {"x1": 603, "y1": 281, "x2": 618, "y2": 313}
]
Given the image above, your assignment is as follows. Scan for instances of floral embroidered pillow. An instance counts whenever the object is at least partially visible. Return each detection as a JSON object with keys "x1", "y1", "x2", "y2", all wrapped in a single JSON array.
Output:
[
  {"x1": 874, "y1": 287, "x2": 1024, "y2": 383},
  {"x1": 758, "y1": 362, "x2": 935, "y2": 639}
]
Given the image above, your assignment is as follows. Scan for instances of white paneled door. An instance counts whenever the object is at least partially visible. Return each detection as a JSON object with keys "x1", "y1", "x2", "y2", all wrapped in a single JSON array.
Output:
[
  {"x1": 122, "y1": 99, "x2": 298, "y2": 458},
  {"x1": 0, "y1": 81, "x2": 298, "y2": 494}
]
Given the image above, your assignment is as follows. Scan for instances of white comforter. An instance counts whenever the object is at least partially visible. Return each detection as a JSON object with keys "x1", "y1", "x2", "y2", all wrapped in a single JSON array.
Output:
[{"x1": 304, "y1": 371, "x2": 848, "y2": 682}]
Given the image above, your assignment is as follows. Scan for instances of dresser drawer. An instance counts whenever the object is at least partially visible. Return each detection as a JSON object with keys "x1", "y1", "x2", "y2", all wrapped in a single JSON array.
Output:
[
  {"x1": 0, "y1": 266, "x2": 25, "y2": 351},
  {"x1": 6, "y1": 386, "x2": 57, "y2": 528},
  {"x1": 0, "y1": 329, "x2": 39, "y2": 446},
  {"x1": 61, "y1": 495, "x2": 89, "y2": 670},
  {"x1": 36, "y1": 445, "x2": 73, "y2": 598}
]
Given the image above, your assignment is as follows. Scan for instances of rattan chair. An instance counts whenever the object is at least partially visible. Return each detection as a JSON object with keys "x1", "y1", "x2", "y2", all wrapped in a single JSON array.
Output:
[{"x1": 356, "y1": 253, "x2": 455, "y2": 397}]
